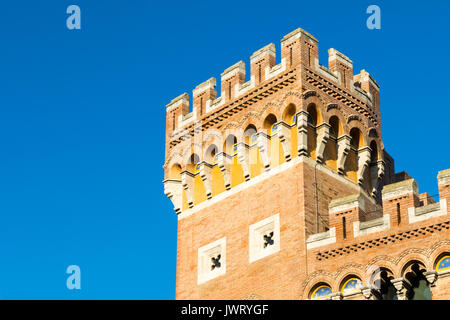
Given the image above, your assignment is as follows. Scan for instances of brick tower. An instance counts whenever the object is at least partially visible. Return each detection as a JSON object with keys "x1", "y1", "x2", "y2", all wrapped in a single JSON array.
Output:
[{"x1": 163, "y1": 28, "x2": 450, "y2": 300}]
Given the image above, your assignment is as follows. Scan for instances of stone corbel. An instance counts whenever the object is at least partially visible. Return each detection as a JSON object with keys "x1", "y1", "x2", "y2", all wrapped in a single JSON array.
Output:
[
  {"x1": 315, "y1": 123, "x2": 330, "y2": 164},
  {"x1": 370, "y1": 159, "x2": 385, "y2": 197},
  {"x1": 257, "y1": 132, "x2": 271, "y2": 171},
  {"x1": 377, "y1": 159, "x2": 385, "y2": 179},
  {"x1": 330, "y1": 292, "x2": 343, "y2": 300},
  {"x1": 199, "y1": 162, "x2": 213, "y2": 199},
  {"x1": 216, "y1": 152, "x2": 232, "y2": 190},
  {"x1": 181, "y1": 170, "x2": 195, "y2": 208},
  {"x1": 163, "y1": 179, "x2": 182, "y2": 214},
  {"x1": 337, "y1": 135, "x2": 351, "y2": 174},
  {"x1": 361, "y1": 286, "x2": 380, "y2": 300},
  {"x1": 296, "y1": 110, "x2": 309, "y2": 157},
  {"x1": 361, "y1": 286, "x2": 372, "y2": 300},
  {"x1": 357, "y1": 146, "x2": 372, "y2": 186},
  {"x1": 391, "y1": 278, "x2": 411, "y2": 300},
  {"x1": 424, "y1": 271, "x2": 438, "y2": 287},
  {"x1": 236, "y1": 142, "x2": 251, "y2": 181},
  {"x1": 278, "y1": 121, "x2": 292, "y2": 162}
]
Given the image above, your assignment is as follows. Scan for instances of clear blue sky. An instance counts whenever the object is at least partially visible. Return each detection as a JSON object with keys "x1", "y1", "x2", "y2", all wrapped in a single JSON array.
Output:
[{"x1": 0, "y1": 1, "x2": 449, "y2": 299}]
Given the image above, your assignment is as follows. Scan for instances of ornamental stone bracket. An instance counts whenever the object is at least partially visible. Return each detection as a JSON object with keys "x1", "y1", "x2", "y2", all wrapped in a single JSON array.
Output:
[
  {"x1": 237, "y1": 143, "x2": 251, "y2": 181},
  {"x1": 357, "y1": 146, "x2": 372, "y2": 186},
  {"x1": 391, "y1": 278, "x2": 412, "y2": 300},
  {"x1": 278, "y1": 121, "x2": 292, "y2": 162},
  {"x1": 181, "y1": 171, "x2": 195, "y2": 209},
  {"x1": 199, "y1": 162, "x2": 214, "y2": 199},
  {"x1": 377, "y1": 159, "x2": 385, "y2": 179},
  {"x1": 216, "y1": 152, "x2": 232, "y2": 190},
  {"x1": 257, "y1": 133, "x2": 271, "y2": 171},
  {"x1": 424, "y1": 271, "x2": 438, "y2": 287},
  {"x1": 330, "y1": 292, "x2": 343, "y2": 300},
  {"x1": 361, "y1": 286, "x2": 379, "y2": 300},
  {"x1": 163, "y1": 179, "x2": 182, "y2": 214},
  {"x1": 316, "y1": 123, "x2": 331, "y2": 164},
  {"x1": 370, "y1": 159, "x2": 385, "y2": 197},
  {"x1": 296, "y1": 110, "x2": 309, "y2": 157},
  {"x1": 337, "y1": 135, "x2": 351, "y2": 174}
]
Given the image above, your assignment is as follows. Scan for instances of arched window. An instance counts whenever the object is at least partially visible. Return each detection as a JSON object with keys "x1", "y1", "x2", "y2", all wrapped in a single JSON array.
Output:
[
  {"x1": 307, "y1": 104, "x2": 318, "y2": 126},
  {"x1": 329, "y1": 116, "x2": 342, "y2": 138},
  {"x1": 341, "y1": 277, "x2": 363, "y2": 294},
  {"x1": 350, "y1": 128, "x2": 364, "y2": 149},
  {"x1": 282, "y1": 104, "x2": 296, "y2": 125},
  {"x1": 306, "y1": 104, "x2": 321, "y2": 159},
  {"x1": 403, "y1": 262, "x2": 432, "y2": 300},
  {"x1": 169, "y1": 163, "x2": 182, "y2": 179},
  {"x1": 436, "y1": 254, "x2": 450, "y2": 272},
  {"x1": 368, "y1": 128, "x2": 378, "y2": 138},
  {"x1": 371, "y1": 268, "x2": 397, "y2": 300},
  {"x1": 244, "y1": 124, "x2": 257, "y2": 145},
  {"x1": 310, "y1": 284, "x2": 332, "y2": 300},
  {"x1": 263, "y1": 114, "x2": 277, "y2": 135},
  {"x1": 205, "y1": 145, "x2": 218, "y2": 164},
  {"x1": 370, "y1": 140, "x2": 378, "y2": 163},
  {"x1": 187, "y1": 153, "x2": 200, "y2": 173},
  {"x1": 223, "y1": 135, "x2": 237, "y2": 155}
]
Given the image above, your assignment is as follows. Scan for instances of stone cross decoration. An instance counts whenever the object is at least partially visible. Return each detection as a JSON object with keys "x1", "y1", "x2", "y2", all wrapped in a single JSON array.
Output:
[
  {"x1": 211, "y1": 255, "x2": 221, "y2": 270},
  {"x1": 264, "y1": 232, "x2": 274, "y2": 248}
]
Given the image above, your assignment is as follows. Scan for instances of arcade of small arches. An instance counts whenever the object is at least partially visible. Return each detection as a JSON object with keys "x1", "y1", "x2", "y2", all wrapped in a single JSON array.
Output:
[
  {"x1": 306, "y1": 253, "x2": 450, "y2": 300},
  {"x1": 166, "y1": 99, "x2": 385, "y2": 211}
]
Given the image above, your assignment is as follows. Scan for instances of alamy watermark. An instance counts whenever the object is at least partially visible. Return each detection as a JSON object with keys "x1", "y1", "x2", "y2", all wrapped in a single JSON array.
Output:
[
  {"x1": 66, "y1": 5, "x2": 81, "y2": 30},
  {"x1": 66, "y1": 265, "x2": 81, "y2": 290},
  {"x1": 366, "y1": 5, "x2": 381, "y2": 30}
]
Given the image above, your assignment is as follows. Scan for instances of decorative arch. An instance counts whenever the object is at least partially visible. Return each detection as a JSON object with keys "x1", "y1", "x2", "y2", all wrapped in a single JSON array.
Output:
[
  {"x1": 240, "y1": 112, "x2": 261, "y2": 133},
  {"x1": 282, "y1": 103, "x2": 297, "y2": 124},
  {"x1": 365, "y1": 258, "x2": 398, "y2": 278},
  {"x1": 186, "y1": 153, "x2": 200, "y2": 172},
  {"x1": 306, "y1": 102, "x2": 322, "y2": 126},
  {"x1": 340, "y1": 276, "x2": 363, "y2": 295},
  {"x1": 329, "y1": 115, "x2": 344, "y2": 138},
  {"x1": 279, "y1": 90, "x2": 303, "y2": 110},
  {"x1": 262, "y1": 113, "x2": 278, "y2": 134},
  {"x1": 400, "y1": 257, "x2": 429, "y2": 277},
  {"x1": 434, "y1": 252, "x2": 450, "y2": 272},
  {"x1": 349, "y1": 127, "x2": 366, "y2": 149},
  {"x1": 309, "y1": 283, "x2": 333, "y2": 300},
  {"x1": 368, "y1": 128, "x2": 379, "y2": 138},
  {"x1": 429, "y1": 242, "x2": 450, "y2": 271},
  {"x1": 369, "y1": 267, "x2": 397, "y2": 300},
  {"x1": 168, "y1": 163, "x2": 182, "y2": 179},
  {"x1": 202, "y1": 128, "x2": 225, "y2": 154},
  {"x1": 223, "y1": 134, "x2": 237, "y2": 155},
  {"x1": 334, "y1": 267, "x2": 365, "y2": 291},
  {"x1": 301, "y1": 93, "x2": 326, "y2": 122},
  {"x1": 164, "y1": 149, "x2": 184, "y2": 169},
  {"x1": 243, "y1": 124, "x2": 258, "y2": 145},
  {"x1": 204, "y1": 144, "x2": 218, "y2": 163},
  {"x1": 301, "y1": 272, "x2": 336, "y2": 299},
  {"x1": 257, "y1": 101, "x2": 281, "y2": 124},
  {"x1": 401, "y1": 260, "x2": 432, "y2": 300}
]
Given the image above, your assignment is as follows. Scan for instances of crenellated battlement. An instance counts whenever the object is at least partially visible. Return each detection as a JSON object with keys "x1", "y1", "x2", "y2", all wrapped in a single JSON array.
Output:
[
  {"x1": 163, "y1": 28, "x2": 392, "y2": 216},
  {"x1": 306, "y1": 169, "x2": 450, "y2": 258},
  {"x1": 164, "y1": 28, "x2": 381, "y2": 153}
]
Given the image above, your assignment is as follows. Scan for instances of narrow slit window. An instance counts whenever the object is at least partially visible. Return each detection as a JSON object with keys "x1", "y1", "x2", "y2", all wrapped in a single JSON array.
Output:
[
  {"x1": 200, "y1": 97, "x2": 203, "y2": 116},
  {"x1": 343, "y1": 217, "x2": 347, "y2": 239}
]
